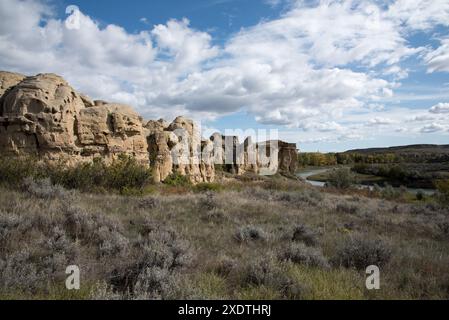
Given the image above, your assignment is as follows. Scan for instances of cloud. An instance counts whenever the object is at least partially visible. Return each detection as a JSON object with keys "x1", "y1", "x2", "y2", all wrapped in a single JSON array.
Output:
[
  {"x1": 0, "y1": 0, "x2": 448, "y2": 145},
  {"x1": 425, "y1": 38, "x2": 449, "y2": 73},
  {"x1": 386, "y1": 0, "x2": 449, "y2": 31},
  {"x1": 429, "y1": 102, "x2": 449, "y2": 114},
  {"x1": 151, "y1": 18, "x2": 219, "y2": 73},
  {"x1": 420, "y1": 123, "x2": 447, "y2": 133},
  {"x1": 367, "y1": 117, "x2": 396, "y2": 126},
  {"x1": 0, "y1": 1, "x2": 219, "y2": 120}
]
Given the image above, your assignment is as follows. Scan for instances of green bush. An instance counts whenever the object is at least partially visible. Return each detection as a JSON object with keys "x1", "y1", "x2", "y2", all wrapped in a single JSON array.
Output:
[
  {"x1": 0, "y1": 155, "x2": 152, "y2": 194},
  {"x1": 416, "y1": 191, "x2": 424, "y2": 201},
  {"x1": 163, "y1": 172, "x2": 192, "y2": 187},
  {"x1": 0, "y1": 156, "x2": 40, "y2": 186},
  {"x1": 435, "y1": 179, "x2": 449, "y2": 204},
  {"x1": 193, "y1": 183, "x2": 223, "y2": 193},
  {"x1": 325, "y1": 168, "x2": 357, "y2": 189},
  {"x1": 105, "y1": 154, "x2": 152, "y2": 191}
]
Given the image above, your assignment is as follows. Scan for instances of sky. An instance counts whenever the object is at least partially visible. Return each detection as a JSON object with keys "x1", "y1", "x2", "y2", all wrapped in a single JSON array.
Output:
[{"x1": 0, "y1": 0, "x2": 448, "y2": 152}]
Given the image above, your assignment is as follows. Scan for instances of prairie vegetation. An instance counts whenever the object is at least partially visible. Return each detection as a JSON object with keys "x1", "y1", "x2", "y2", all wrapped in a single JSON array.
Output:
[{"x1": 0, "y1": 157, "x2": 448, "y2": 300}]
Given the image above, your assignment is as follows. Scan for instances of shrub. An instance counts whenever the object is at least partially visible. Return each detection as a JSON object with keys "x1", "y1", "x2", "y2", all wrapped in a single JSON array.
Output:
[
  {"x1": 437, "y1": 222, "x2": 449, "y2": 238},
  {"x1": 96, "y1": 226, "x2": 130, "y2": 258},
  {"x1": 194, "y1": 183, "x2": 223, "y2": 193},
  {"x1": 22, "y1": 177, "x2": 69, "y2": 200},
  {"x1": 279, "y1": 243, "x2": 330, "y2": 269},
  {"x1": 131, "y1": 266, "x2": 182, "y2": 300},
  {"x1": 104, "y1": 154, "x2": 152, "y2": 192},
  {"x1": 287, "y1": 224, "x2": 318, "y2": 246},
  {"x1": 202, "y1": 208, "x2": 226, "y2": 222},
  {"x1": 51, "y1": 158, "x2": 106, "y2": 191},
  {"x1": 0, "y1": 212, "x2": 28, "y2": 247},
  {"x1": 435, "y1": 179, "x2": 449, "y2": 204},
  {"x1": 277, "y1": 189, "x2": 324, "y2": 206},
  {"x1": 214, "y1": 256, "x2": 238, "y2": 277},
  {"x1": 416, "y1": 191, "x2": 425, "y2": 201},
  {"x1": 242, "y1": 256, "x2": 306, "y2": 299},
  {"x1": 243, "y1": 257, "x2": 285, "y2": 287},
  {"x1": 137, "y1": 196, "x2": 161, "y2": 210},
  {"x1": 199, "y1": 192, "x2": 218, "y2": 211},
  {"x1": 164, "y1": 172, "x2": 191, "y2": 187},
  {"x1": 0, "y1": 225, "x2": 78, "y2": 294},
  {"x1": 108, "y1": 225, "x2": 192, "y2": 295},
  {"x1": 326, "y1": 168, "x2": 356, "y2": 189},
  {"x1": 0, "y1": 155, "x2": 152, "y2": 194},
  {"x1": 0, "y1": 156, "x2": 40, "y2": 187},
  {"x1": 0, "y1": 249, "x2": 43, "y2": 293},
  {"x1": 333, "y1": 236, "x2": 392, "y2": 270},
  {"x1": 90, "y1": 281, "x2": 122, "y2": 300},
  {"x1": 336, "y1": 202, "x2": 360, "y2": 215},
  {"x1": 234, "y1": 225, "x2": 267, "y2": 243},
  {"x1": 380, "y1": 184, "x2": 404, "y2": 200}
]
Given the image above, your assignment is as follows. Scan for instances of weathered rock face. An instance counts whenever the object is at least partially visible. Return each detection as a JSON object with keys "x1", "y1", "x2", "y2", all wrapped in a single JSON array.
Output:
[
  {"x1": 210, "y1": 133, "x2": 244, "y2": 174},
  {"x1": 0, "y1": 71, "x2": 298, "y2": 183},
  {"x1": 76, "y1": 103, "x2": 148, "y2": 163},
  {"x1": 0, "y1": 73, "x2": 148, "y2": 164},
  {"x1": 146, "y1": 116, "x2": 215, "y2": 183},
  {"x1": 277, "y1": 141, "x2": 298, "y2": 173},
  {"x1": 0, "y1": 71, "x2": 26, "y2": 98},
  {"x1": 210, "y1": 133, "x2": 298, "y2": 176},
  {"x1": 0, "y1": 73, "x2": 85, "y2": 160},
  {"x1": 147, "y1": 130, "x2": 178, "y2": 183}
]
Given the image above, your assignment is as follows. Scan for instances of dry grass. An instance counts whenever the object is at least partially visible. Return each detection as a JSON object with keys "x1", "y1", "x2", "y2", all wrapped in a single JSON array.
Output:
[{"x1": 0, "y1": 175, "x2": 448, "y2": 300}]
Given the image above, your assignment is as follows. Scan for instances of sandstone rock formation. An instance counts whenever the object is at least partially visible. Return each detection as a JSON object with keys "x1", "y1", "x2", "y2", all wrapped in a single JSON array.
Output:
[
  {"x1": 0, "y1": 71, "x2": 298, "y2": 183},
  {"x1": 210, "y1": 133, "x2": 298, "y2": 176},
  {"x1": 0, "y1": 73, "x2": 147, "y2": 165},
  {"x1": 0, "y1": 71, "x2": 26, "y2": 97},
  {"x1": 0, "y1": 73, "x2": 85, "y2": 161},
  {"x1": 145, "y1": 116, "x2": 215, "y2": 183}
]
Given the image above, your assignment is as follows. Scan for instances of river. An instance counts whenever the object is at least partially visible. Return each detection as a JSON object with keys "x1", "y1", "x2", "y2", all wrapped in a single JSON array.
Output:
[{"x1": 297, "y1": 167, "x2": 436, "y2": 195}]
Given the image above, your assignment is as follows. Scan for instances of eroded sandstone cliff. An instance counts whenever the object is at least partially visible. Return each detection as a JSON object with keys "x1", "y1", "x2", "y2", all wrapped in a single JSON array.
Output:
[{"x1": 0, "y1": 71, "x2": 298, "y2": 183}]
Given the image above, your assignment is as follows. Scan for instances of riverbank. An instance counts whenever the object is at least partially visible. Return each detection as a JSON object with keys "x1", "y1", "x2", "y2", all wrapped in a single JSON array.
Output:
[{"x1": 297, "y1": 166, "x2": 437, "y2": 195}]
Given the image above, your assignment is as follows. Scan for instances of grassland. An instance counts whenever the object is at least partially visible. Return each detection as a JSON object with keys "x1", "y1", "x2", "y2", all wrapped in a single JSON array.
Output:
[{"x1": 0, "y1": 168, "x2": 448, "y2": 300}]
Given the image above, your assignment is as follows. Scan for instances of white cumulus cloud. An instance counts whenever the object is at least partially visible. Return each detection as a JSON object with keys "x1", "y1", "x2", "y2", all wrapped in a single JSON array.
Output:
[
  {"x1": 429, "y1": 102, "x2": 449, "y2": 114},
  {"x1": 0, "y1": 0, "x2": 448, "y2": 144}
]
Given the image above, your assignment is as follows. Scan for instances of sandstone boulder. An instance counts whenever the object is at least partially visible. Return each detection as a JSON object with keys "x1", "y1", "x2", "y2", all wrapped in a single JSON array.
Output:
[
  {"x1": 210, "y1": 133, "x2": 298, "y2": 176},
  {"x1": 0, "y1": 73, "x2": 148, "y2": 164},
  {"x1": 105, "y1": 104, "x2": 148, "y2": 160},
  {"x1": 167, "y1": 116, "x2": 214, "y2": 183},
  {"x1": 145, "y1": 118, "x2": 169, "y2": 134},
  {"x1": 0, "y1": 73, "x2": 85, "y2": 160}
]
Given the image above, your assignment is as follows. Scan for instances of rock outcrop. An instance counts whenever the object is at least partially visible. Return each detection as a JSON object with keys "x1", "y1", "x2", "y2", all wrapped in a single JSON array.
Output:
[
  {"x1": 0, "y1": 71, "x2": 298, "y2": 183},
  {"x1": 210, "y1": 134, "x2": 298, "y2": 176},
  {"x1": 0, "y1": 71, "x2": 26, "y2": 97},
  {"x1": 145, "y1": 117, "x2": 215, "y2": 183},
  {"x1": 0, "y1": 73, "x2": 147, "y2": 165}
]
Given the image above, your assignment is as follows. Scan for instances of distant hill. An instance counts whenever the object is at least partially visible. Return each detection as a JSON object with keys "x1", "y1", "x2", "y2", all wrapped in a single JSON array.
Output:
[
  {"x1": 343, "y1": 144, "x2": 449, "y2": 164},
  {"x1": 344, "y1": 144, "x2": 449, "y2": 154}
]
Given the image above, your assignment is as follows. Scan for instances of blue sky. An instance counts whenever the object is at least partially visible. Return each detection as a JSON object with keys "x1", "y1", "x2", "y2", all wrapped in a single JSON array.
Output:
[
  {"x1": 53, "y1": 0, "x2": 283, "y2": 40},
  {"x1": 0, "y1": 0, "x2": 448, "y2": 152}
]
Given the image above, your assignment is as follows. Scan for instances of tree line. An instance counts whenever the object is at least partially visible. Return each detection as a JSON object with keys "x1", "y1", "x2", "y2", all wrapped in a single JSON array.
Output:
[{"x1": 298, "y1": 152, "x2": 402, "y2": 167}]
